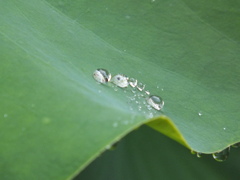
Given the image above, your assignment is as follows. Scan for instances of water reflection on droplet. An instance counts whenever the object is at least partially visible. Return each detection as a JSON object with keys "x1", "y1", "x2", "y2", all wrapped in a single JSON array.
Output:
[
  {"x1": 93, "y1": 69, "x2": 111, "y2": 83},
  {"x1": 196, "y1": 152, "x2": 202, "y2": 158},
  {"x1": 111, "y1": 74, "x2": 129, "y2": 88},
  {"x1": 129, "y1": 78, "x2": 138, "y2": 87},
  {"x1": 146, "y1": 95, "x2": 164, "y2": 110},
  {"x1": 145, "y1": 90, "x2": 150, "y2": 95},
  {"x1": 198, "y1": 112, "x2": 202, "y2": 116},
  {"x1": 212, "y1": 147, "x2": 230, "y2": 162},
  {"x1": 137, "y1": 82, "x2": 145, "y2": 91}
]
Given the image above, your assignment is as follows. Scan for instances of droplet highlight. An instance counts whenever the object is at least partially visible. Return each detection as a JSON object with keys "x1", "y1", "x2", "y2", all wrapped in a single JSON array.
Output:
[
  {"x1": 212, "y1": 147, "x2": 230, "y2": 162},
  {"x1": 146, "y1": 95, "x2": 164, "y2": 110},
  {"x1": 93, "y1": 68, "x2": 111, "y2": 83},
  {"x1": 129, "y1": 78, "x2": 138, "y2": 87},
  {"x1": 111, "y1": 74, "x2": 129, "y2": 88},
  {"x1": 136, "y1": 82, "x2": 145, "y2": 91}
]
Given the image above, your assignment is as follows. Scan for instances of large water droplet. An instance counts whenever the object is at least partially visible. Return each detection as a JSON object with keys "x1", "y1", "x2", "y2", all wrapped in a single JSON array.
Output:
[
  {"x1": 129, "y1": 78, "x2": 138, "y2": 87},
  {"x1": 111, "y1": 74, "x2": 129, "y2": 88},
  {"x1": 93, "y1": 69, "x2": 111, "y2": 83},
  {"x1": 212, "y1": 147, "x2": 230, "y2": 162},
  {"x1": 146, "y1": 95, "x2": 164, "y2": 110},
  {"x1": 137, "y1": 82, "x2": 145, "y2": 91}
]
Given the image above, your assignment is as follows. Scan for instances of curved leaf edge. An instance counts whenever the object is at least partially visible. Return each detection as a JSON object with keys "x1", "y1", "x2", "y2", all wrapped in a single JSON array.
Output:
[{"x1": 146, "y1": 116, "x2": 238, "y2": 155}]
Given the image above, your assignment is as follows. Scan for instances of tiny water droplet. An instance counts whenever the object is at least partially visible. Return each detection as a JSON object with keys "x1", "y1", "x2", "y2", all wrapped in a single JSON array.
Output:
[
  {"x1": 113, "y1": 122, "x2": 118, "y2": 127},
  {"x1": 138, "y1": 105, "x2": 142, "y2": 111},
  {"x1": 146, "y1": 112, "x2": 154, "y2": 118},
  {"x1": 106, "y1": 142, "x2": 119, "y2": 151},
  {"x1": 212, "y1": 147, "x2": 230, "y2": 162},
  {"x1": 131, "y1": 89, "x2": 136, "y2": 94},
  {"x1": 161, "y1": 88, "x2": 164, "y2": 91},
  {"x1": 196, "y1": 152, "x2": 202, "y2": 158},
  {"x1": 111, "y1": 74, "x2": 129, "y2": 88},
  {"x1": 4, "y1": 114, "x2": 8, "y2": 118},
  {"x1": 137, "y1": 82, "x2": 145, "y2": 91},
  {"x1": 198, "y1": 112, "x2": 202, "y2": 116},
  {"x1": 98, "y1": 90, "x2": 101, "y2": 93},
  {"x1": 146, "y1": 104, "x2": 152, "y2": 110},
  {"x1": 146, "y1": 95, "x2": 164, "y2": 110},
  {"x1": 93, "y1": 69, "x2": 111, "y2": 83},
  {"x1": 125, "y1": 15, "x2": 131, "y2": 19},
  {"x1": 145, "y1": 90, "x2": 150, "y2": 95},
  {"x1": 223, "y1": 127, "x2": 226, "y2": 130},
  {"x1": 232, "y1": 142, "x2": 240, "y2": 148},
  {"x1": 129, "y1": 78, "x2": 138, "y2": 87},
  {"x1": 105, "y1": 144, "x2": 112, "y2": 150}
]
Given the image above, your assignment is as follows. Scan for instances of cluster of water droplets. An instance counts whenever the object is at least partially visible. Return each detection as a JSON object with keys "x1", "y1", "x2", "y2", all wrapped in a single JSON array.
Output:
[
  {"x1": 93, "y1": 68, "x2": 164, "y2": 116},
  {"x1": 191, "y1": 142, "x2": 240, "y2": 162}
]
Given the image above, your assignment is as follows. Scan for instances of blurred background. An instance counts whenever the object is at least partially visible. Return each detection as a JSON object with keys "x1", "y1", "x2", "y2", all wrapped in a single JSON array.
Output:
[{"x1": 76, "y1": 126, "x2": 240, "y2": 180}]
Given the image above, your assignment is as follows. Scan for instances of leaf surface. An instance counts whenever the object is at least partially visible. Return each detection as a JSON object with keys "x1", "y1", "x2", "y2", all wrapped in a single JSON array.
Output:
[{"x1": 0, "y1": 0, "x2": 240, "y2": 179}]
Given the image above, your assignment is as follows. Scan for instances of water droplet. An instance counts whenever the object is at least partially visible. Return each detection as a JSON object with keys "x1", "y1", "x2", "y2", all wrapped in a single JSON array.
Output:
[
  {"x1": 129, "y1": 78, "x2": 138, "y2": 87},
  {"x1": 4, "y1": 114, "x2": 8, "y2": 118},
  {"x1": 145, "y1": 90, "x2": 150, "y2": 95},
  {"x1": 98, "y1": 90, "x2": 101, "y2": 93},
  {"x1": 111, "y1": 74, "x2": 129, "y2": 88},
  {"x1": 113, "y1": 122, "x2": 118, "y2": 127},
  {"x1": 93, "y1": 69, "x2": 111, "y2": 83},
  {"x1": 161, "y1": 88, "x2": 164, "y2": 91},
  {"x1": 223, "y1": 127, "x2": 226, "y2": 130},
  {"x1": 106, "y1": 142, "x2": 119, "y2": 151},
  {"x1": 212, "y1": 147, "x2": 230, "y2": 162},
  {"x1": 137, "y1": 82, "x2": 145, "y2": 91},
  {"x1": 146, "y1": 95, "x2": 164, "y2": 110},
  {"x1": 146, "y1": 112, "x2": 154, "y2": 118},
  {"x1": 198, "y1": 112, "x2": 202, "y2": 116},
  {"x1": 125, "y1": 15, "x2": 131, "y2": 19},
  {"x1": 196, "y1": 152, "x2": 202, "y2": 158},
  {"x1": 105, "y1": 144, "x2": 112, "y2": 150},
  {"x1": 138, "y1": 105, "x2": 142, "y2": 111},
  {"x1": 232, "y1": 142, "x2": 240, "y2": 148}
]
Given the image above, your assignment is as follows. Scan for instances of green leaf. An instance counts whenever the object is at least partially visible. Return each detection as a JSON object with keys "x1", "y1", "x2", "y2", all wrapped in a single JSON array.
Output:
[{"x1": 0, "y1": 0, "x2": 240, "y2": 179}]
